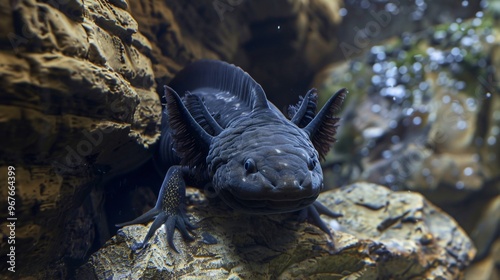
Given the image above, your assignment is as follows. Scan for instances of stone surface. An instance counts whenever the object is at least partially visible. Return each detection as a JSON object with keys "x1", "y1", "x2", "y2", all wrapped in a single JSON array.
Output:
[
  {"x1": 77, "y1": 183, "x2": 475, "y2": 279},
  {"x1": 0, "y1": 0, "x2": 160, "y2": 277}
]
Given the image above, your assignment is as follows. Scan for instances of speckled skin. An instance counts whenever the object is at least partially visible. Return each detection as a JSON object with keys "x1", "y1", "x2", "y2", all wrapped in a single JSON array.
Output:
[{"x1": 117, "y1": 60, "x2": 346, "y2": 252}]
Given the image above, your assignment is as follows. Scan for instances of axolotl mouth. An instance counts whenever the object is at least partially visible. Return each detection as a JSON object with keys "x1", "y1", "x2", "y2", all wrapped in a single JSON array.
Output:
[
  {"x1": 214, "y1": 155, "x2": 323, "y2": 214},
  {"x1": 218, "y1": 188, "x2": 319, "y2": 214}
]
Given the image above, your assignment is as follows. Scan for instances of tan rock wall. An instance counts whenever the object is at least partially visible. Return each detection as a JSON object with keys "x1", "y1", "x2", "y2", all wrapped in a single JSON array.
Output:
[{"x1": 0, "y1": 0, "x2": 160, "y2": 276}]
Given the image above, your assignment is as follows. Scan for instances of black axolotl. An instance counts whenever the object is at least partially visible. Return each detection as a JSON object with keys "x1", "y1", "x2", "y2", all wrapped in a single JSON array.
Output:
[{"x1": 117, "y1": 60, "x2": 347, "y2": 252}]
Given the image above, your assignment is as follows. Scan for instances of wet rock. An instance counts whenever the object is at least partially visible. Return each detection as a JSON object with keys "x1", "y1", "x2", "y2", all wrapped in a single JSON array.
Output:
[
  {"x1": 77, "y1": 183, "x2": 475, "y2": 279},
  {"x1": 0, "y1": 0, "x2": 159, "y2": 277}
]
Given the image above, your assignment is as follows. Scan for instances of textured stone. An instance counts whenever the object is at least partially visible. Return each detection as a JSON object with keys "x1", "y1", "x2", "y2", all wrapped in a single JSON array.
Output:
[
  {"x1": 0, "y1": 0, "x2": 160, "y2": 277},
  {"x1": 77, "y1": 183, "x2": 475, "y2": 279}
]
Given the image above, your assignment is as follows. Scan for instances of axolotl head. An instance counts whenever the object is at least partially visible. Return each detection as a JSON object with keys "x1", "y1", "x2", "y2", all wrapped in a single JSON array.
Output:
[{"x1": 207, "y1": 112, "x2": 324, "y2": 214}]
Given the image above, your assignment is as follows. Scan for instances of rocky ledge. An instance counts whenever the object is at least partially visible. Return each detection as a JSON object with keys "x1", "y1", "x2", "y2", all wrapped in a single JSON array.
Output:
[{"x1": 77, "y1": 183, "x2": 475, "y2": 279}]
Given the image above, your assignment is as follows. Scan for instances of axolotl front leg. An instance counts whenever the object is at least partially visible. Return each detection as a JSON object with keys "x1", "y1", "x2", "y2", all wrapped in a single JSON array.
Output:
[{"x1": 116, "y1": 166, "x2": 196, "y2": 252}]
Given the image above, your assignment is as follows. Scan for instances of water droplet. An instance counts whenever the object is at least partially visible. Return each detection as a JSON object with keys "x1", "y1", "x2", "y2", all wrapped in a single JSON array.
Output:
[
  {"x1": 411, "y1": 10, "x2": 424, "y2": 21},
  {"x1": 377, "y1": 52, "x2": 386, "y2": 61},
  {"x1": 339, "y1": 8, "x2": 348, "y2": 17},
  {"x1": 389, "y1": 120, "x2": 398, "y2": 129},
  {"x1": 466, "y1": 98, "x2": 476, "y2": 110},
  {"x1": 452, "y1": 102, "x2": 464, "y2": 114},
  {"x1": 386, "y1": 66, "x2": 398, "y2": 77},
  {"x1": 456, "y1": 181, "x2": 465, "y2": 189},
  {"x1": 442, "y1": 95, "x2": 451, "y2": 104},
  {"x1": 363, "y1": 127, "x2": 384, "y2": 139},
  {"x1": 455, "y1": 81, "x2": 466, "y2": 90},
  {"x1": 449, "y1": 23, "x2": 459, "y2": 32},
  {"x1": 391, "y1": 135, "x2": 400, "y2": 144},
  {"x1": 371, "y1": 75, "x2": 382, "y2": 85},
  {"x1": 456, "y1": 120, "x2": 467, "y2": 130},
  {"x1": 405, "y1": 108, "x2": 415, "y2": 116},
  {"x1": 418, "y1": 82, "x2": 429, "y2": 91},
  {"x1": 383, "y1": 85, "x2": 406, "y2": 98},
  {"x1": 372, "y1": 63, "x2": 383, "y2": 73},
  {"x1": 360, "y1": 147, "x2": 370, "y2": 156},
  {"x1": 472, "y1": 18, "x2": 482, "y2": 27},
  {"x1": 398, "y1": 66, "x2": 408, "y2": 75},
  {"x1": 415, "y1": 0, "x2": 426, "y2": 7},
  {"x1": 386, "y1": 77, "x2": 396, "y2": 87},
  {"x1": 371, "y1": 104, "x2": 382, "y2": 113},
  {"x1": 413, "y1": 116, "x2": 422, "y2": 125},
  {"x1": 486, "y1": 92, "x2": 492, "y2": 98},
  {"x1": 385, "y1": 174, "x2": 395, "y2": 183},
  {"x1": 463, "y1": 167, "x2": 473, "y2": 176},
  {"x1": 461, "y1": 36, "x2": 474, "y2": 47},
  {"x1": 487, "y1": 136, "x2": 497, "y2": 145},
  {"x1": 277, "y1": 25, "x2": 281, "y2": 30},
  {"x1": 385, "y1": 3, "x2": 399, "y2": 14},
  {"x1": 429, "y1": 49, "x2": 445, "y2": 63},
  {"x1": 382, "y1": 150, "x2": 392, "y2": 159},
  {"x1": 476, "y1": 11, "x2": 484, "y2": 18},
  {"x1": 486, "y1": 35, "x2": 495, "y2": 44},
  {"x1": 412, "y1": 62, "x2": 422, "y2": 72}
]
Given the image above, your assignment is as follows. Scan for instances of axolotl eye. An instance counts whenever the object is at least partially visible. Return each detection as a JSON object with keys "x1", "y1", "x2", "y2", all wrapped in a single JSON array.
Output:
[{"x1": 244, "y1": 158, "x2": 257, "y2": 173}]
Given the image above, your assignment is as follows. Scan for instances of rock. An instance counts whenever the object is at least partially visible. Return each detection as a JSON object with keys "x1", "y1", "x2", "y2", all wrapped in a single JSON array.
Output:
[
  {"x1": 77, "y1": 183, "x2": 475, "y2": 279},
  {"x1": 0, "y1": 0, "x2": 159, "y2": 277}
]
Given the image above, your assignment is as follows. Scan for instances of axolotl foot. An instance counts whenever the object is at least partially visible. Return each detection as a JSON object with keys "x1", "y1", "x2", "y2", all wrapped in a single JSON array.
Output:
[{"x1": 116, "y1": 166, "x2": 196, "y2": 253}]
